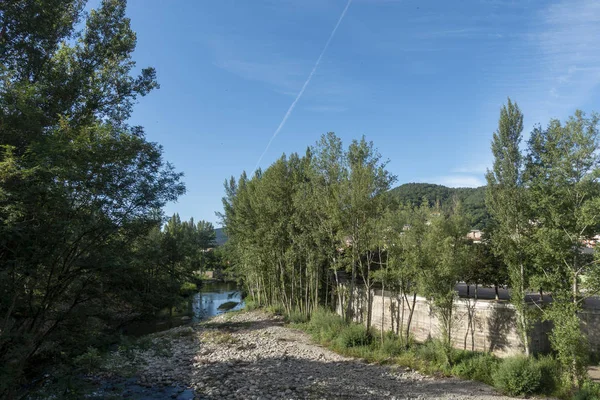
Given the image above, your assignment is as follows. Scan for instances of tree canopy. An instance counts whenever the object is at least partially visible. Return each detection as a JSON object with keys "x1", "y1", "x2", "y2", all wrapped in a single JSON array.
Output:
[
  {"x1": 389, "y1": 183, "x2": 489, "y2": 230},
  {"x1": 0, "y1": 0, "x2": 201, "y2": 394}
]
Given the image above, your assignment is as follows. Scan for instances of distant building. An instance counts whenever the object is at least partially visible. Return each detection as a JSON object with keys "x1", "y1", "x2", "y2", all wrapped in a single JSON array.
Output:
[
  {"x1": 467, "y1": 230, "x2": 483, "y2": 242},
  {"x1": 583, "y1": 234, "x2": 600, "y2": 248}
]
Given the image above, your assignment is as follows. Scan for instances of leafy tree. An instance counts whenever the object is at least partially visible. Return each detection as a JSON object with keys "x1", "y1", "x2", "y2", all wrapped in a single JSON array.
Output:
[
  {"x1": 525, "y1": 111, "x2": 600, "y2": 384},
  {"x1": 0, "y1": 0, "x2": 184, "y2": 393},
  {"x1": 463, "y1": 232, "x2": 508, "y2": 300},
  {"x1": 421, "y1": 200, "x2": 471, "y2": 346},
  {"x1": 393, "y1": 203, "x2": 431, "y2": 344},
  {"x1": 486, "y1": 99, "x2": 534, "y2": 356},
  {"x1": 343, "y1": 137, "x2": 396, "y2": 327},
  {"x1": 310, "y1": 133, "x2": 348, "y2": 315}
]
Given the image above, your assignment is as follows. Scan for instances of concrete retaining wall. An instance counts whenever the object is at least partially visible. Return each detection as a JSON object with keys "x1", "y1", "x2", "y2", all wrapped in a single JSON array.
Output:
[{"x1": 337, "y1": 286, "x2": 599, "y2": 357}]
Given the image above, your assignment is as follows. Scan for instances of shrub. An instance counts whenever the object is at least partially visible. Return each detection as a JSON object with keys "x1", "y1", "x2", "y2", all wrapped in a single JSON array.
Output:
[
  {"x1": 265, "y1": 304, "x2": 285, "y2": 315},
  {"x1": 285, "y1": 310, "x2": 309, "y2": 324},
  {"x1": 336, "y1": 324, "x2": 372, "y2": 349},
  {"x1": 73, "y1": 347, "x2": 102, "y2": 374},
  {"x1": 535, "y1": 354, "x2": 562, "y2": 395},
  {"x1": 380, "y1": 335, "x2": 404, "y2": 357},
  {"x1": 574, "y1": 381, "x2": 600, "y2": 400},
  {"x1": 451, "y1": 353, "x2": 499, "y2": 386},
  {"x1": 179, "y1": 282, "x2": 197, "y2": 296},
  {"x1": 492, "y1": 356, "x2": 543, "y2": 396},
  {"x1": 415, "y1": 340, "x2": 451, "y2": 371},
  {"x1": 306, "y1": 309, "x2": 346, "y2": 343},
  {"x1": 244, "y1": 298, "x2": 259, "y2": 311},
  {"x1": 395, "y1": 350, "x2": 420, "y2": 370}
]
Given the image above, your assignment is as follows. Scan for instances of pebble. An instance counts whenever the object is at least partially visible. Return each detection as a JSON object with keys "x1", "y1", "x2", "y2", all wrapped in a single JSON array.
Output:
[{"x1": 97, "y1": 311, "x2": 518, "y2": 400}]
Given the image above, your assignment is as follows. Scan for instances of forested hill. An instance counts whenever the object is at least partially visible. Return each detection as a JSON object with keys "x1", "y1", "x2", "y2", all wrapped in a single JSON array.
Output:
[
  {"x1": 215, "y1": 228, "x2": 228, "y2": 246},
  {"x1": 388, "y1": 183, "x2": 488, "y2": 229}
]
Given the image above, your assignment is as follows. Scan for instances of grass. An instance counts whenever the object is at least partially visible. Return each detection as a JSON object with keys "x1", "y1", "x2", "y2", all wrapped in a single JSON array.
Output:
[
  {"x1": 282, "y1": 307, "x2": 593, "y2": 399},
  {"x1": 237, "y1": 301, "x2": 600, "y2": 399},
  {"x1": 201, "y1": 330, "x2": 239, "y2": 345}
]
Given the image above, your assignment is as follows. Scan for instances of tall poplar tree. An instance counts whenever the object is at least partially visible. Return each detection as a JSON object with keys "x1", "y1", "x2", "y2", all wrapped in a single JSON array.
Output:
[{"x1": 485, "y1": 99, "x2": 533, "y2": 355}]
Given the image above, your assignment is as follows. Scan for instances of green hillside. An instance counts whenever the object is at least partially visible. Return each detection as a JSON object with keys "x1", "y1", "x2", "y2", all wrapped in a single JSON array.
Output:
[
  {"x1": 215, "y1": 227, "x2": 228, "y2": 246},
  {"x1": 389, "y1": 183, "x2": 489, "y2": 230}
]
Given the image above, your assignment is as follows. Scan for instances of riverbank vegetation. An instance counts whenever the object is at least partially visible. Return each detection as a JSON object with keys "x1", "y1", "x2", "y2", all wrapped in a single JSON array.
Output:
[
  {"x1": 280, "y1": 307, "x2": 598, "y2": 399},
  {"x1": 221, "y1": 105, "x2": 600, "y2": 396},
  {"x1": 3, "y1": 0, "x2": 600, "y2": 398},
  {"x1": 0, "y1": 1, "x2": 218, "y2": 396}
]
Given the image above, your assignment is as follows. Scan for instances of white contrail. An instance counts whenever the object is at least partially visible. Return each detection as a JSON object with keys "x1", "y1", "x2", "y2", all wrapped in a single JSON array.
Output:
[{"x1": 254, "y1": 0, "x2": 352, "y2": 172}]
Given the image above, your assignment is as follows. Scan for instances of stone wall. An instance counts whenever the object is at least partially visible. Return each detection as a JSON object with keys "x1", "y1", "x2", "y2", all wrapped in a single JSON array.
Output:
[
  {"x1": 581, "y1": 309, "x2": 600, "y2": 354},
  {"x1": 337, "y1": 286, "x2": 600, "y2": 357}
]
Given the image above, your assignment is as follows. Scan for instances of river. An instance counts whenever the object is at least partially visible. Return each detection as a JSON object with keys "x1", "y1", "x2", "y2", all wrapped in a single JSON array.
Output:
[{"x1": 122, "y1": 281, "x2": 243, "y2": 336}]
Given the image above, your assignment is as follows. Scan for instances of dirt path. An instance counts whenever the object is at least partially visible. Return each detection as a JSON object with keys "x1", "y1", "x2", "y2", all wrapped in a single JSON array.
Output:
[{"x1": 100, "y1": 310, "x2": 522, "y2": 399}]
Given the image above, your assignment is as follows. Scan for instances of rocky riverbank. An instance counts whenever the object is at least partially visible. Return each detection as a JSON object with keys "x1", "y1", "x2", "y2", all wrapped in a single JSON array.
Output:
[{"x1": 93, "y1": 310, "x2": 520, "y2": 399}]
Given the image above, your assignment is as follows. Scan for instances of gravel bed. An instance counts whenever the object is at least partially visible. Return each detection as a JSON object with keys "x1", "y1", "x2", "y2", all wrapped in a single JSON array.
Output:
[{"x1": 101, "y1": 310, "x2": 522, "y2": 400}]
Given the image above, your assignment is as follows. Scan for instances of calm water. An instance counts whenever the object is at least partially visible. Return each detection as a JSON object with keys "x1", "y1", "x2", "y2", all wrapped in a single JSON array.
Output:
[
  {"x1": 122, "y1": 281, "x2": 243, "y2": 336},
  {"x1": 189, "y1": 281, "x2": 244, "y2": 322}
]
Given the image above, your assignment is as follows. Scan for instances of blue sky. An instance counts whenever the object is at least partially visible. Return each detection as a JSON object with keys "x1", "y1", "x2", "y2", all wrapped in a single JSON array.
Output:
[{"x1": 101, "y1": 0, "x2": 600, "y2": 225}]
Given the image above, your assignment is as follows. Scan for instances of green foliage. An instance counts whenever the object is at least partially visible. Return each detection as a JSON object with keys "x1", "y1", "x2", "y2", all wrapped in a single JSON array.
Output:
[
  {"x1": 574, "y1": 381, "x2": 600, "y2": 400},
  {"x1": 335, "y1": 324, "x2": 372, "y2": 349},
  {"x1": 525, "y1": 110, "x2": 600, "y2": 383},
  {"x1": 285, "y1": 310, "x2": 310, "y2": 324},
  {"x1": 265, "y1": 304, "x2": 285, "y2": 315},
  {"x1": 202, "y1": 330, "x2": 239, "y2": 345},
  {"x1": 536, "y1": 354, "x2": 563, "y2": 395},
  {"x1": 0, "y1": 0, "x2": 192, "y2": 393},
  {"x1": 486, "y1": 98, "x2": 535, "y2": 357},
  {"x1": 547, "y1": 303, "x2": 589, "y2": 384},
  {"x1": 389, "y1": 183, "x2": 489, "y2": 229},
  {"x1": 220, "y1": 133, "x2": 395, "y2": 320},
  {"x1": 492, "y1": 356, "x2": 544, "y2": 396},
  {"x1": 380, "y1": 334, "x2": 404, "y2": 357},
  {"x1": 73, "y1": 347, "x2": 103, "y2": 374},
  {"x1": 305, "y1": 309, "x2": 346, "y2": 343},
  {"x1": 180, "y1": 282, "x2": 198, "y2": 296},
  {"x1": 414, "y1": 340, "x2": 451, "y2": 370},
  {"x1": 243, "y1": 298, "x2": 259, "y2": 311},
  {"x1": 450, "y1": 353, "x2": 499, "y2": 386},
  {"x1": 295, "y1": 309, "x2": 569, "y2": 397}
]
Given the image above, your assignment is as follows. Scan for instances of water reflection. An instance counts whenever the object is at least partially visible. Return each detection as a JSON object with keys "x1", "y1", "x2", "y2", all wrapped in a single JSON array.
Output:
[
  {"x1": 190, "y1": 281, "x2": 244, "y2": 322},
  {"x1": 122, "y1": 281, "x2": 243, "y2": 336}
]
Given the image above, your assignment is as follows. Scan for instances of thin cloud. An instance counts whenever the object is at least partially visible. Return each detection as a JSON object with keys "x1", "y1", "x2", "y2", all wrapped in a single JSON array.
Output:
[
  {"x1": 435, "y1": 175, "x2": 486, "y2": 188},
  {"x1": 531, "y1": 0, "x2": 600, "y2": 114},
  {"x1": 214, "y1": 58, "x2": 306, "y2": 94},
  {"x1": 254, "y1": 0, "x2": 353, "y2": 171},
  {"x1": 452, "y1": 163, "x2": 490, "y2": 175}
]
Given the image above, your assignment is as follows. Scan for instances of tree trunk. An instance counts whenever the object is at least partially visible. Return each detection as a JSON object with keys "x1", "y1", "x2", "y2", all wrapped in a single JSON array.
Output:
[
  {"x1": 404, "y1": 292, "x2": 417, "y2": 347},
  {"x1": 381, "y1": 284, "x2": 385, "y2": 343},
  {"x1": 333, "y1": 267, "x2": 343, "y2": 317},
  {"x1": 519, "y1": 262, "x2": 530, "y2": 357},
  {"x1": 346, "y1": 251, "x2": 357, "y2": 323},
  {"x1": 366, "y1": 277, "x2": 373, "y2": 330},
  {"x1": 399, "y1": 293, "x2": 404, "y2": 337}
]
